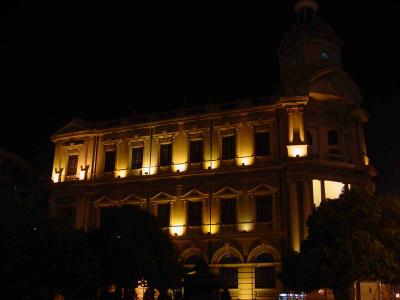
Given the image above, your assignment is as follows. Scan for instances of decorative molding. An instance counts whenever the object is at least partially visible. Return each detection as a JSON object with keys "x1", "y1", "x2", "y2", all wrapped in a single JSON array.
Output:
[
  {"x1": 247, "y1": 243, "x2": 281, "y2": 262},
  {"x1": 213, "y1": 186, "x2": 242, "y2": 198},
  {"x1": 151, "y1": 191, "x2": 176, "y2": 202},
  {"x1": 181, "y1": 189, "x2": 208, "y2": 200},
  {"x1": 94, "y1": 196, "x2": 116, "y2": 207},
  {"x1": 211, "y1": 244, "x2": 244, "y2": 264},
  {"x1": 248, "y1": 183, "x2": 277, "y2": 195},
  {"x1": 154, "y1": 132, "x2": 178, "y2": 144}
]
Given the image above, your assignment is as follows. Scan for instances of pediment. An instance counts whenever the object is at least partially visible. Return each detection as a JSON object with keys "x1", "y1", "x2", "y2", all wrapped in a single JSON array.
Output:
[
  {"x1": 151, "y1": 192, "x2": 176, "y2": 202},
  {"x1": 94, "y1": 196, "x2": 116, "y2": 207},
  {"x1": 56, "y1": 196, "x2": 77, "y2": 206},
  {"x1": 213, "y1": 186, "x2": 242, "y2": 198},
  {"x1": 182, "y1": 189, "x2": 208, "y2": 200},
  {"x1": 248, "y1": 183, "x2": 277, "y2": 195},
  {"x1": 120, "y1": 193, "x2": 145, "y2": 205},
  {"x1": 55, "y1": 119, "x2": 92, "y2": 135}
]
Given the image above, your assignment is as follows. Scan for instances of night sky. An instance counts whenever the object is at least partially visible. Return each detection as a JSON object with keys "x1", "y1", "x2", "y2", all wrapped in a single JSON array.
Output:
[{"x1": 1, "y1": 1, "x2": 399, "y2": 194}]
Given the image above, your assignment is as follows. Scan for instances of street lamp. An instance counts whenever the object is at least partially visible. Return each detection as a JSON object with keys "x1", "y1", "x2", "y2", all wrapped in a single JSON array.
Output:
[{"x1": 138, "y1": 277, "x2": 148, "y2": 300}]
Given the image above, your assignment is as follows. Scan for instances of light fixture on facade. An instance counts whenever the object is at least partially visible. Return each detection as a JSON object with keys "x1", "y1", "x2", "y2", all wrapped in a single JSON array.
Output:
[{"x1": 287, "y1": 145, "x2": 307, "y2": 158}]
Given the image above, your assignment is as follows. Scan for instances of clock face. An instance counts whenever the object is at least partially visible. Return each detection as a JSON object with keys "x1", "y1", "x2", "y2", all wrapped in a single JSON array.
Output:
[{"x1": 321, "y1": 50, "x2": 329, "y2": 60}]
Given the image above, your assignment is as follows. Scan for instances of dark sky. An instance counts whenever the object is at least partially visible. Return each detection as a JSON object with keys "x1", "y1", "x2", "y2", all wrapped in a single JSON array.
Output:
[{"x1": 1, "y1": 1, "x2": 399, "y2": 194}]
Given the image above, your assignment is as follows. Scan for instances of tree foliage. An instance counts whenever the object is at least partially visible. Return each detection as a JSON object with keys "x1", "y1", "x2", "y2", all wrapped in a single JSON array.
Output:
[
  {"x1": 280, "y1": 187, "x2": 400, "y2": 299},
  {"x1": 0, "y1": 196, "x2": 181, "y2": 299}
]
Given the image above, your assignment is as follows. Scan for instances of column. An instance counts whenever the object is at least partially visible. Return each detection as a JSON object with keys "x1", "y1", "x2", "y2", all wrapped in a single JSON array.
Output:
[
  {"x1": 238, "y1": 267, "x2": 254, "y2": 300},
  {"x1": 302, "y1": 181, "x2": 313, "y2": 239},
  {"x1": 289, "y1": 182, "x2": 300, "y2": 251}
]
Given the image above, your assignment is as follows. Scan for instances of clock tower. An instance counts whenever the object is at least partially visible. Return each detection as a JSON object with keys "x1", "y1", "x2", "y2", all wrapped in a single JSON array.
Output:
[{"x1": 279, "y1": 0, "x2": 354, "y2": 100}]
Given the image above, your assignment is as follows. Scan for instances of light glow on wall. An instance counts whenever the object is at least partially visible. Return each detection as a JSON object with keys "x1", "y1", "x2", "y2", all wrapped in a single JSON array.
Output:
[
  {"x1": 239, "y1": 222, "x2": 254, "y2": 232},
  {"x1": 325, "y1": 180, "x2": 345, "y2": 199},
  {"x1": 116, "y1": 169, "x2": 127, "y2": 178},
  {"x1": 170, "y1": 225, "x2": 184, "y2": 236},
  {"x1": 52, "y1": 173, "x2": 60, "y2": 183},
  {"x1": 173, "y1": 163, "x2": 187, "y2": 173},
  {"x1": 202, "y1": 224, "x2": 220, "y2": 235},
  {"x1": 287, "y1": 145, "x2": 307, "y2": 157},
  {"x1": 79, "y1": 170, "x2": 86, "y2": 180},
  {"x1": 237, "y1": 156, "x2": 253, "y2": 166},
  {"x1": 142, "y1": 166, "x2": 156, "y2": 175},
  {"x1": 205, "y1": 160, "x2": 219, "y2": 170},
  {"x1": 312, "y1": 180, "x2": 322, "y2": 207}
]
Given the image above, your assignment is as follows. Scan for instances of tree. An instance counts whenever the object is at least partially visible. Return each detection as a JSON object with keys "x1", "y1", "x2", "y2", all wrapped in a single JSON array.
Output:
[
  {"x1": 91, "y1": 205, "x2": 181, "y2": 299},
  {"x1": 280, "y1": 187, "x2": 400, "y2": 300}
]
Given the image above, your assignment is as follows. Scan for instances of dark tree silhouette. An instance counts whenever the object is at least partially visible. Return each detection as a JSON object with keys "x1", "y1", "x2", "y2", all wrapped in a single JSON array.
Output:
[{"x1": 280, "y1": 187, "x2": 400, "y2": 300}]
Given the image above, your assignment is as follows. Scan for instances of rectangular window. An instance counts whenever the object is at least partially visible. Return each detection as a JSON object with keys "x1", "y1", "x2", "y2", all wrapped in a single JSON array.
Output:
[
  {"x1": 104, "y1": 150, "x2": 116, "y2": 172},
  {"x1": 160, "y1": 144, "x2": 172, "y2": 166},
  {"x1": 188, "y1": 201, "x2": 202, "y2": 226},
  {"x1": 255, "y1": 131, "x2": 270, "y2": 156},
  {"x1": 222, "y1": 135, "x2": 236, "y2": 160},
  {"x1": 158, "y1": 203, "x2": 170, "y2": 227},
  {"x1": 101, "y1": 206, "x2": 136, "y2": 229},
  {"x1": 255, "y1": 267, "x2": 276, "y2": 288},
  {"x1": 221, "y1": 199, "x2": 236, "y2": 225},
  {"x1": 256, "y1": 195, "x2": 273, "y2": 222},
  {"x1": 190, "y1": 140, "x2": 203, "y2": 164},
  {"x1": 66, "y1": 154, "x2": 78, "y2": 176},
  {"x1": 100, "y1": 207, "x2": 118, "y2": 229},
  {"x1": 131, "y1": 147, "x2": 143, "y2": 169},
  {"x1": 56, "y1": 206, "x2": 75, "y2": 230}
]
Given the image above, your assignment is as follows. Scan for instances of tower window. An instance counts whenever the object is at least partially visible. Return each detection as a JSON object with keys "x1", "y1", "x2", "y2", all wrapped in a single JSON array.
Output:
[
  {"x1": 222, "y1": 135, "x2": 236, "y2": 160},
  {"x1": 131, "y1": 147, "x2": 143, "y2": 169},
  {"x1": 190, "y1": 140, "x2": 203, "y2": 164},
  {"x1": 321, "y1": 50, "x2": 329, "y2": 60},
  {"x1": 328, "y1": 130, "x2": 339, "y2": 145},
  {"x1": 104, "y1": 150, "x2": 116, "y2": 172},
  {"x1": 160, "y1": 143, "x2": 172, "y2": 166},
  {"x1": 66, "y1": 154, "x2": 78, "y2": 176},
  {"x1": 255, "y1": 131, "x2": 271, "y2": 156},
  {"x1": 327, "y1": 130, "x2": 341, "y2": 157}
]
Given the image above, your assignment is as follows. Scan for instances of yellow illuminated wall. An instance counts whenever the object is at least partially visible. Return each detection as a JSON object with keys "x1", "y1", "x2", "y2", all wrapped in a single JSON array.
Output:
[
  {"x1": 202, "y1": 198, "x2": 220, "y2": 234},
  {"x1": 324, "y1": 180, "x2": 345, "y2": 199},
  {"x1": 313, "y1": 179, "x2": 345, "y2": 207},
  {"x1": 238, "y1": 192, "x2": 255, "y2": 232},
  {"x1": 312, "y1": 180, "x2": 322, "y2": 207},
  {"x1": 170, "y1": 200, "x2": 186, "y2": 236},
  {"x1": 237, "y1": 124, "x2": 254, "y2": 166},
  {"x1": 172, "y1": 131, "x2": 188, "y2": 172},
  {"x1": 287, "y1": 144, "x2": 308, "y2": 157},
  {"x1": 203, "y1": 128, "x2": 220, "y2": 169}
]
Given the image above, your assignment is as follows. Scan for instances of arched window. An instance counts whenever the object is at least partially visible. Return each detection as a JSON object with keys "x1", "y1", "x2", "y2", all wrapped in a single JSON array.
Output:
[
  {"x1": 327, "y1": 130, "x2": 340, "y2": 156},
  {"x1": 255, "y1": 253, "x2": 276, "y2": 289},
  {"x1": 185, "y1": 255, "x2": 202, "y2": 266},
  {"x1": 219, "y1": 254, "x2": 239, "y2": 288},
  {"x1": 327, "y1": 130, "x2": 339, "y2": 146}
]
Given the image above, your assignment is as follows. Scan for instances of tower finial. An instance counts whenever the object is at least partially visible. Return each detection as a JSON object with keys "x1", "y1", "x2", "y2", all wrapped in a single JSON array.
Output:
[{"x1": 294, "y1": 0, "x2": 318, "y2": 14}]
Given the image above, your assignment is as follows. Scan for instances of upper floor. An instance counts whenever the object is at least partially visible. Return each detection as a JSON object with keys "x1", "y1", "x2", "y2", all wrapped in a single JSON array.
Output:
[{"x1": 50, "y1": 96, "x2": 371, "y2": 184}]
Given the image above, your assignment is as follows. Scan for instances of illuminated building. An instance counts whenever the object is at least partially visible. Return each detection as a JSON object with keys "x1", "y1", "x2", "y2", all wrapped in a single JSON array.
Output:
[{"x1": 49, "y1": 1, "x2": 375, "y2": 299}]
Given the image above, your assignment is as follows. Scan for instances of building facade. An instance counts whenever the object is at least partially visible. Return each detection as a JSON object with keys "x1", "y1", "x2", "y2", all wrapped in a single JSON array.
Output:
[{"x1": 49, "y1": 1, "x2": 375, "y2": 299}]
